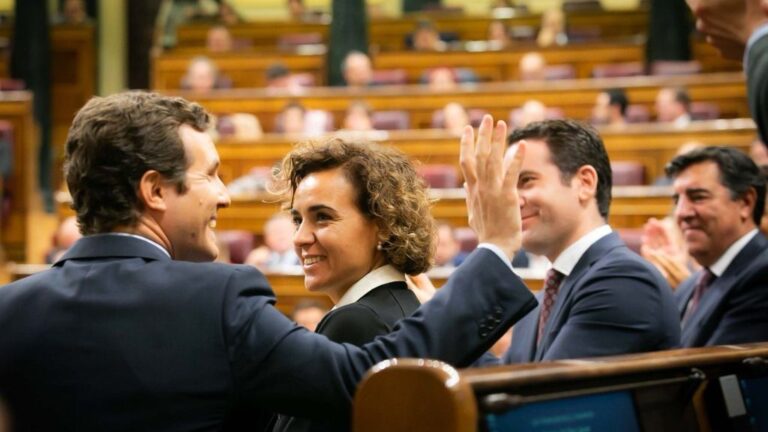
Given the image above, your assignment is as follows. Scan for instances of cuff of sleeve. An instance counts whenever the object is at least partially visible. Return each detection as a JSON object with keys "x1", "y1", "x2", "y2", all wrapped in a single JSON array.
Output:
[{"x1": 476, "y1": 243, "x2": 516, "y2": 273}]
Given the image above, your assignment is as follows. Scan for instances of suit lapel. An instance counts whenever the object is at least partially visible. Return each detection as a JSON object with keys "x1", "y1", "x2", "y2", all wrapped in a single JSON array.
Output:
[
  {"x1": 534, "y1": 232, "x2": 624, "y2": 361},
  {"x1": 681, "y1": 233, "x2": 768, "y2": 346}
]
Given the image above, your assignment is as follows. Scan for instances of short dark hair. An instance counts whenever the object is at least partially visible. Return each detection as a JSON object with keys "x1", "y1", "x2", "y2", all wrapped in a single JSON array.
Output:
[
  {"x1": 266, "y1": 63, "x2": 290, "y2": 81},
  {"x1": 508, "y1": 119, "x2": 613, "y2": 218},
  {"x1": 64, "y1": 92, "x2": 209, "y2": 235},
  {"x1": 665, "y1": 146, "x2": 767, "y2": 225},
  {"x1": 671, "y1": 87, "x2": 691, "y2": 111},
  {"x1": 606, "y1": 88, "x2": 628, "y2": 116}
]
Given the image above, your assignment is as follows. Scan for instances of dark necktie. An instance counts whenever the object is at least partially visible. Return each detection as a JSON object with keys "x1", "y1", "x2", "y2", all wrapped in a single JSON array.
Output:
[
  {"x1": 538, "y1": 269, "x2": 565, "y2": 345},
  {"x1": 682, "y1": 268, "x2": 715, "y2": 324}
]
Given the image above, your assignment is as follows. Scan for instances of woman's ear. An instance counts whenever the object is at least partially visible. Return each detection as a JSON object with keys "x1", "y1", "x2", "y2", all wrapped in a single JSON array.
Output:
[{"x1": 137, "y1": 170, "x2": 168, "y2": 212}]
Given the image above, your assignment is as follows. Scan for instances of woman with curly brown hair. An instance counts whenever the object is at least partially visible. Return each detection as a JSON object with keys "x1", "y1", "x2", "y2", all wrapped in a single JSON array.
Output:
[{"x1": 270, "y1": 137, "x2": 436, "y2": 432}]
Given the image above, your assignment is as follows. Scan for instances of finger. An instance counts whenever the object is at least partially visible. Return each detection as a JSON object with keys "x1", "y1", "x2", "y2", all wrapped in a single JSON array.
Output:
[
  {"x1": 502, "y1": 140, "x2": 526, "y2": 194},
  {"x1": 475, "y1": 115, "x2": 494, "y2": 180},
  {"x1": 487, "y1": 120, "x2": 508, "y2": 182},
  {"x1": 459, "y1": 125, "x2": 477, "y2": 186}
]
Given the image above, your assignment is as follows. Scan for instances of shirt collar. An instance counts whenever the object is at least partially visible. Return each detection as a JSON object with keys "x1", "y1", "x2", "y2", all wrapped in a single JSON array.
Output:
[
  {"x1": 709, "y1": 228, "x2": 758, "y2": 277},
  {"x1": 106, "y1": 232, "x2": 171, "y2": 258},
  {"x1": 551, "y1": 225, "x2": 612, "y2": 277},
  {"x1": 334, "y1": 264, "x2": 405, "y2": 308}
]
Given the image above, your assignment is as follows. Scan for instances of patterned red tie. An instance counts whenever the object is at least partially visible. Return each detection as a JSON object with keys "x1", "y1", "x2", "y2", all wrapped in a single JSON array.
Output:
[
  {"x1": 538, "y1": 269, "x2": 566, "y2": 345},
  {"x1": 682, "y1": 268, "x2": 715, "y2": 324}
]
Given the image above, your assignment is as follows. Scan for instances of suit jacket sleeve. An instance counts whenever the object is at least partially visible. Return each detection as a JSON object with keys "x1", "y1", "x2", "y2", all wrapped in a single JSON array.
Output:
[
  {"x1": 542, "y1": 260, "x2": 680, "y2": 361},
  {"x1": 223, "y1": 248, "x2": 537, "y2": 420},
  {"x1": 748, "y1": 30, "x2": 768, "y2": 142}
]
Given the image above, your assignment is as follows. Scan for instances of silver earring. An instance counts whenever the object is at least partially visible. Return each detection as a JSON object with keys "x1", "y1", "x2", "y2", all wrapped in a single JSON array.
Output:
[{"x1": 377, "y1": 242, "x2": 383, "y2": 251}]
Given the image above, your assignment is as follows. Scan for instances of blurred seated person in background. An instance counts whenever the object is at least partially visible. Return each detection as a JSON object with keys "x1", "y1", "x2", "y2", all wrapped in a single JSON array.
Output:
[
  {"x1": 442, "y1": 102, "x2": 470, "y2": 135},
  {"x1": 591, "y1": 88, "x2": 629, "y2": 127},
  {"x1": 291, "y1": 299, "x2": 328, "y2": 332},
  {"x1": 342, "y1": 51, "x2": 374, "y2": 88},
  {"x1": 435, "y1": 221, "x2": 531, "y2": 269},
  {"x1": 181, "y1": 56, "x2": 230, "y2": 93},
  {"x1": 537, "y1": 8, "x2": 568, "y2": 47},
  {"x1": 412, "y1": 19, "x2": 447, "y2": 51},
  {"x1": 513, "y1": 99, "x2": 548, "y2": 129},
  {"x1": 750, "y1": 137, "x2": 768, "y2": 166},
  {"x1": 655, "y1": 87, "x2": 691, "y2": 128},
  {"x1": 519, "y1": 52, "x2": 547, "y2": 81},
  {"x1": 53, "y1": 0, "x2": 91, "y2": 25},
  {"x1": 265, "y1": 63, "x2": 305, "y2": 93},
  {"x1": 217, "y1": 1, "x2": 242, "y2": 25},
  {"x1": 434, "y1": 222, "x2": 467, "y2": 267},
  {"x1": 276, "y1": 101, "x2": 306, "y2": 134},
  {"x1": 46, "y1": 216, "x2": 82, "y2": 264},
  {"x1": 271, "y1": 138, "x2": 437, "y2": 431},
  {"x1": 216, "y1": 113, "x2": 263, "y2": 140},
  {"x1": 427, "y1": 67, "x2": 458, "y2": 91},
  {"x1": 487, "y1": 20, "x2": 511, "y2": 49},
  {"x1": 245, "y1": 212, "x2": 300, "y2": 270},
  {"x1": 342, "y1": 101, "x2": 374, "y2": 131},
  {"x1": 206, "y1": 25, "x2": 233, "y2": 53}
]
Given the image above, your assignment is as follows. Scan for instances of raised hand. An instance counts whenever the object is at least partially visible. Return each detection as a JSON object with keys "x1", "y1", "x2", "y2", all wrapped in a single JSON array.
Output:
[{"x1": 459, "y1": 115, "x2": 525, "y2": 261}]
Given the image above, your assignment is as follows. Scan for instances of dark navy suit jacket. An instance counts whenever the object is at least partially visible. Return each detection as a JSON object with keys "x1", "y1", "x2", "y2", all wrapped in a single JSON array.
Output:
[
  {"x1": 677, "y1": 232, "x2": 768, "y2": 347},
  {"x1": 504, "y1": 232, "x2": 680, "y2": 363},
  {"x1": 0, "y1": 235, "x2": 536, "y2": 432}
]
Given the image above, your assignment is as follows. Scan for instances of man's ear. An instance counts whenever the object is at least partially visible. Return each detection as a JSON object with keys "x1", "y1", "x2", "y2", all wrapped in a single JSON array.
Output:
[
  {"x1": 575, "y1": 165, "x2": 598, "y2": 202},
  {"x1": 137, "y1": 170, "x2": 167, "y2": 212},
  {"x1": 740, "y1": 187, "x2": 758, "y2": 222}
]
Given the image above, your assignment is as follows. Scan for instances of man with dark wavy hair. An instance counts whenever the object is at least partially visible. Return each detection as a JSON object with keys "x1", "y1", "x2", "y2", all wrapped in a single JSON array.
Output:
[
  {"x1": 666, "y1": 146, "x2": 768, "y2": 347},
  {"x1": 0, "y1": 92, "x2": 536, "y2": 432}
]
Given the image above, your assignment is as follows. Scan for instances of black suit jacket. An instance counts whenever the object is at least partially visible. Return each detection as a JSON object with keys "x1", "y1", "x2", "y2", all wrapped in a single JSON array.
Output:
[
  {"x1": 748, "y1": 30, "x2": 768, "y2": 142},
  {"x1": 677, "y1": 232, "x2": 768, "y2": 347},
  {"x1": 0, "y1": 235, "x2": 536, "y2": 432},
  {"x1": 273, "y1": 281, "x2": 420, "y2": 431}
]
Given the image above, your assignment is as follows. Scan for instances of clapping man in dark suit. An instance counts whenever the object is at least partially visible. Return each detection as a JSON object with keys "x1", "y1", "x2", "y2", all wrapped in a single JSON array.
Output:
[
  {"x1": 502, "y1": 120, "x2": 680, "y2": 363},
  {"x1": 666, "y1": 146, "x2": 768, "y2": 347},
  {"x1": 0, "y1": 92, "x2": 537, "y2": 431}
]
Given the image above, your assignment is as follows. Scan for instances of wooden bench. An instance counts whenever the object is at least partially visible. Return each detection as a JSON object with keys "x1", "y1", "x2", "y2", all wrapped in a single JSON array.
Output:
[
  {"x1": 152, "y1": 40, "x2": 741, "y2": 90},
  {"x1": 212, "y1": 119, "x2": 755, "y2": 188},
  {"x1": 174, "y1": 9, "x2": 650, "y2": 51},
  {"x1": 354, "y1": 343, "x2": 768, "y2": 431},
  {"x1": 168, "y1": 72, "x2": 748, "y2": 131},
  {"x1": 0, "y1": 93, "x2": 41, "y2": 262}
]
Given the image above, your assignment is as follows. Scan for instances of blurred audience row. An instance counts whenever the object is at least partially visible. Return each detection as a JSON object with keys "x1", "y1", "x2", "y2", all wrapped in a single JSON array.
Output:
[{"x1": 196, "y1": 84, "x2": 714, "y2": 140}]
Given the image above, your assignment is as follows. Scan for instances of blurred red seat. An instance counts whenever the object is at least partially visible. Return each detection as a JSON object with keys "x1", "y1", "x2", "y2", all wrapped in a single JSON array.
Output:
[
  {"x1": 371, "y1": 110, "x2": 410, "y2": 130},
  {"x1": 453, "y1": 227, "x2": 478, "y2": 253},
  {"x1": 650, "y1": 60, "x2": 702, "y2": 76},
  {"x1": 611, "y1": 161, "x2": 645, "y2": 186},
  {"x1": 217, "y1": 230, "x2": 255, "y2": 264},
  {"x1": 371, "y1": 69, "x2": 408, "y2": 85},
  {"x1": 592, "y1": 62, "x2": 644, "y2": 78},
  {"x1": 418, "y1": 164, "x2": 458, "y2": 188},
  {"x1": 626, "y1": 104, "x2": 651, "y2": 123},
  {"x1": 689, "y1": 102, "x2": 720, "y2": 120}
]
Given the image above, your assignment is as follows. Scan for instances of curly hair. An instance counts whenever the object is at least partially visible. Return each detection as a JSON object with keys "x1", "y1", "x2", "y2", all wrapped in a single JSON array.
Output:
[
  {"x1": 64, "y1": 92, "x2": 210, "y2": 235},
  {"x1": 271, "y1": 138, "x2": 436, "y2": 274}
]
